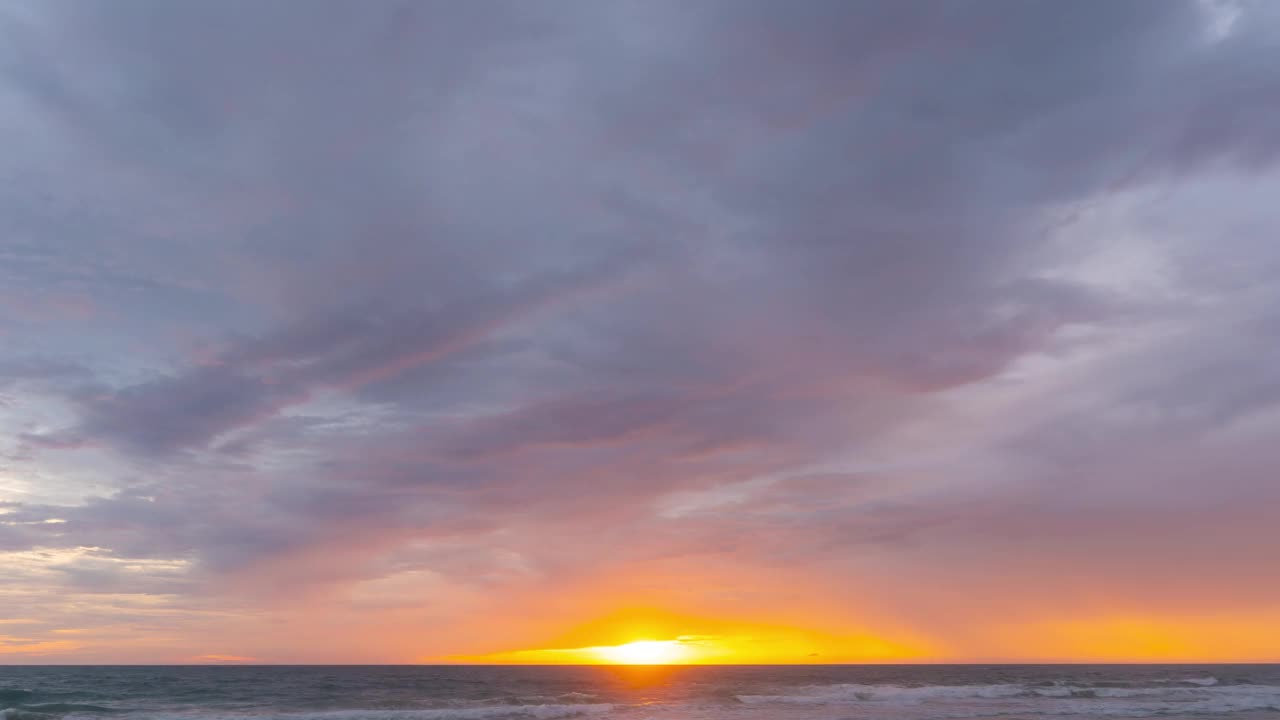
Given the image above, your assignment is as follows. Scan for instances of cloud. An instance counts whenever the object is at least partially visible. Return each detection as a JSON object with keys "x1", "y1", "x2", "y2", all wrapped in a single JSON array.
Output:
[
  {"x1": 0, "y1": 636, "x2": 81, "y2": 655},
  {"x1": 0, "y1": 0, "x2": 1278, "y2": 661},
  {"x1": 190, "y1": 653, "x2": 258, "y2": 663}
]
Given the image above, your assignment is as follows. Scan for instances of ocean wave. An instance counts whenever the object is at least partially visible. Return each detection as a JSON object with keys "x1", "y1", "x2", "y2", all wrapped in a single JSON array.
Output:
[
  {"x1": 121, "y1": 704, "x2": 615, "y2": 720},
  {"x1": 1176, "y1": 676, "x2": 1220, "y2": 686},
  {"x1": 2, "y1": 704, "x2": 120, "y2": 720},
  {"x1": 13, "y1": 705, "x2": 118, "y2": 715},
  {"x1": 1016, "y1": 694, "x2": 1280, "y2": 717},
  {"x1": 467, "y1": 694, "x2": 602, "y2": 707},
  {"x1": 0, "y1": 691, "x2": 105, "y2": 707},
  {"x1": 737, "y1": 683, "x2": 1030, "y2": 704},
  {"x1": 998, "y1": 677, "x2": 1223, "y2": 691},
  {"x1": 3, "y1": 710, "x2": 57, "y2": 720},
  {"x1": 734, "y1": 681, "x2": 1280, "y2": 717}
]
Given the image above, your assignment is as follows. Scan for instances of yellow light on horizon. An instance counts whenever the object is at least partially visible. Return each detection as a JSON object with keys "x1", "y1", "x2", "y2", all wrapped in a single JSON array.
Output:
[
  {"x1": 591, "y1": 639, "x2": 689, "y2": 665},
  {"x1": 440, "y1": 613, "x2": 936, "y2": 665}
]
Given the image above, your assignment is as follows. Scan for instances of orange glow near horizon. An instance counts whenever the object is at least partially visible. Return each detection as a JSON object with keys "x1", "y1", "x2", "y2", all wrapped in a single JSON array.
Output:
[
  {"x1": 1003, "y1": 613, "x2": 1280, "y2": 663},
  {"x1": 450, "y1": 638, "x2": 703, "y2": 665},
  {"x1": 442, "y1": 610, "x2": 937, "y2": 665},
  {"x1": 429, "y1": 605, "x2": 1280, "y2": 665}
]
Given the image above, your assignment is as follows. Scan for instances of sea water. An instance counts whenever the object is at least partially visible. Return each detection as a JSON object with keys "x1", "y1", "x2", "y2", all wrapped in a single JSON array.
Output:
[{"x1": 3, "y1": 665, "x2": 1279, "y2": 720}]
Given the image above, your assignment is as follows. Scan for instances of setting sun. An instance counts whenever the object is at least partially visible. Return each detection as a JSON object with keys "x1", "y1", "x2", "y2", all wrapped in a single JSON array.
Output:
[
  {"x1": 442, "y1": 611, "x2": 937, "y2": 665},
  {"x1": 592, "y1": 640, "x2": 689, "y2": 665}
]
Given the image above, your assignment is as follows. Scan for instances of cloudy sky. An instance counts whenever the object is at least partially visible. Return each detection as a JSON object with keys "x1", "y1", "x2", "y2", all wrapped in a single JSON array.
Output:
[{"x1": 2, "y1": 0, "x2": 1279, "y2": 663}]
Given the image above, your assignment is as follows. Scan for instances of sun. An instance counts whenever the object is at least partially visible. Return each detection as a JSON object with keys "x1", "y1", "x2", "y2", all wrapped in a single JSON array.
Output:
[{"x1": 592, "y1": 640, "x2": 688, "y2": 664}]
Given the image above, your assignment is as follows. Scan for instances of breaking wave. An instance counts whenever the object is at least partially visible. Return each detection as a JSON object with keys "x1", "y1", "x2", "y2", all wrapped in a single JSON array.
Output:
[
  {"x1": 734, "y1": 679, "x2": 1280, "y2": 716},
  {"x1": 116, "y1": 705, "x2": 616, "y2": 720}
]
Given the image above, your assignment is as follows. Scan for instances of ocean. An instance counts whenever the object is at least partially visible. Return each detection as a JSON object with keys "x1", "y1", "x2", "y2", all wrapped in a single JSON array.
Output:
[{"x1": 2, "y1": 665, "x2": 1279, "y2": 720}]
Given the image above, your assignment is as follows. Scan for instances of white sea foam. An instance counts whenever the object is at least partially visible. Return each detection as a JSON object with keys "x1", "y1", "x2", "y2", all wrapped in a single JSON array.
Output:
[{"x1": 3, "y1": 710, "x2": 58, "y2": 720}]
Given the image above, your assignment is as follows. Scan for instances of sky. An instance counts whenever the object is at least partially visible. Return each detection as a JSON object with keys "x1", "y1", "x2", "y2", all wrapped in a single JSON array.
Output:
[{"x1": 1, "y1": 0, "x2": 1279, "y2": 664}]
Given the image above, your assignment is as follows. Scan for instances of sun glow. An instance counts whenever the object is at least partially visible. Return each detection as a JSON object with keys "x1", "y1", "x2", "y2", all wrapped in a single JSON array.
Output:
[
  {"x1": 591, "y1": 640, "x2": 689, "y2": 665},
  {"x1": 444, "y1": 614, "x2": 936, "y2": 665}
]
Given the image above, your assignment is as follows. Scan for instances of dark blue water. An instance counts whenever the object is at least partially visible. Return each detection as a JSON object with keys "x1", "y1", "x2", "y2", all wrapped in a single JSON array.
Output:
[{"x1": 2, "y1": 665, "x2": 1279, "y2": 720}]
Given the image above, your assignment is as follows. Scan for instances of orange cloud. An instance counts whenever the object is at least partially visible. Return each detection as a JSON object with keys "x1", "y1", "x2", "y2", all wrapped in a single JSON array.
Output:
[
  {"x1": 0, "y1": 636, "x2": 82, "y2": 655},
  {"x1": 191, "y1": 654, "x2": 260, "y2": 663}
]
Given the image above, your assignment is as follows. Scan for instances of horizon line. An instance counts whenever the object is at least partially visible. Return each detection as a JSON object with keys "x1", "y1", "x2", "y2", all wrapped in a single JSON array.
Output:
[{"x1": 4, "y1": 661, "x2": 1279, "y2": 667}]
